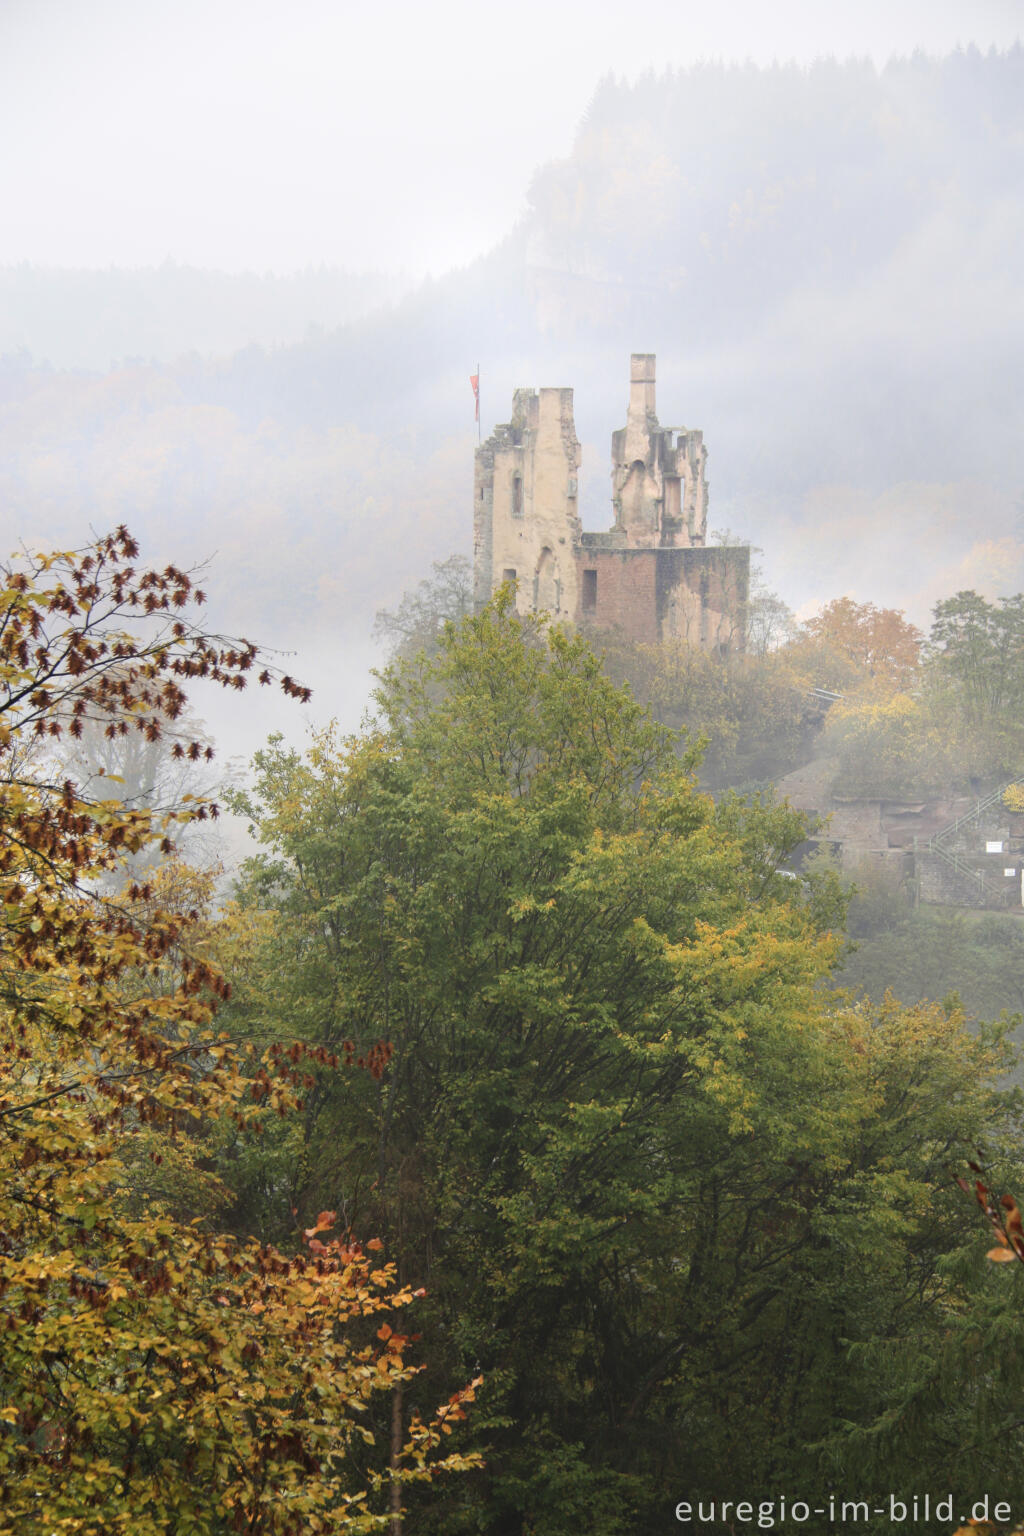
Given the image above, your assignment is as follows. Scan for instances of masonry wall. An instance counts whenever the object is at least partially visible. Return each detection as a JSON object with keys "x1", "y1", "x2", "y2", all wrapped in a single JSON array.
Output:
[
  {"x1": 574, "y1": 548, "x2": 660, "y2": 644},
  {"x1": 575, "y1": 544, "x2": 748, "y2": 649},
  {"x1": 916, "y1": 801, "x2": 1024, "y2": 910},
  {"x1": 775, "y1": 761, "x2": 1024, "y2": 911}
]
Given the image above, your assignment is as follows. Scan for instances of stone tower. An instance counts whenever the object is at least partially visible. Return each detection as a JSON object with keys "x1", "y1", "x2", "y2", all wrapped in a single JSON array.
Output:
[
  {"x1": 610, "y1": 353, "x2": 709, "y2": 548},
  {"x1": 472, "y1": 386, "x2": 581, "y2": 622}
]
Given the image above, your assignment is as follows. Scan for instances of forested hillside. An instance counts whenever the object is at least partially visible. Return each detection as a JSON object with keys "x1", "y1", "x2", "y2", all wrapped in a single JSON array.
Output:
[
  {"x1": 3, "y1": 50, "x2": 1022, "y2": 667},
  {"x1": 596, "y1": 588, "x2": 1024, "y2": 1023},
  {"x1": 0, "y1": 265, "x2": 409, "y2": 371},
  {"x1": 5, "y1": 525, "x2": 1024, "y2": 1534}
]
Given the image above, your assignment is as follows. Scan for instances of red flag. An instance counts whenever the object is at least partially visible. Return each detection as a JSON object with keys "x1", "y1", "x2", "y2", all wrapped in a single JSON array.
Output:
[{"x1": 469, "y1": 373, "x2": 479, "y2": 422}]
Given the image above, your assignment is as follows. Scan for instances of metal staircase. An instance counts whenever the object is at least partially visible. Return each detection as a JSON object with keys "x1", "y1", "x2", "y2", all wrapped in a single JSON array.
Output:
[{"x1": 919, "y1": 777, "x2": 1024, "y2": 909}]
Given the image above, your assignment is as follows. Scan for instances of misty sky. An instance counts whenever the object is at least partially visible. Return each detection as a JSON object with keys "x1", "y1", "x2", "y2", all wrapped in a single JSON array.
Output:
[{"x1": 3, "y1": 0, "x2": 1022, "y2": 278}]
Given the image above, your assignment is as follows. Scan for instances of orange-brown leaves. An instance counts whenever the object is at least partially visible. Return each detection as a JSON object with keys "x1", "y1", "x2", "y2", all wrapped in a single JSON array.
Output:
[
  {"x1": 1, "y1": 527, "x2": 308, "y2": 763},
  {"x1": 798, "y1": 596, "x2": 922, "y2": 692},
  {"x1": 961, "y1": 1168, "x2": 1024, "y2": 1264},
  {"x1": 304, "y1": 1210, "x2": 337, "y2": 1239}
]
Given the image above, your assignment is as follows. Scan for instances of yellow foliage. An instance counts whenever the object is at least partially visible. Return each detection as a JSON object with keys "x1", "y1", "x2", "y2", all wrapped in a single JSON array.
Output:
[{"x1": 0, "y1": 530, "x2": 478, "y2": 1534}]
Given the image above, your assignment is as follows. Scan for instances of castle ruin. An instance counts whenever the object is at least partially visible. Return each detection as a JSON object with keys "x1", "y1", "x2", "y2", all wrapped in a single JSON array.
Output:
[{"x1": 473, "y1": 354, "x2": 749, "y2": 649}]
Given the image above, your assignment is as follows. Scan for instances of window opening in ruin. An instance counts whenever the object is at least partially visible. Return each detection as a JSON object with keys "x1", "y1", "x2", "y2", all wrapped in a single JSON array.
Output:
[
  {"x1": 503, "y1": 568, "x2": 517, "y2": 584},
  {"x1": 512, "y1": 474, "x2": 523, "y2": 518},
  {"x1": 582, "y1": 569, "x2": 597, "y2": 613}
]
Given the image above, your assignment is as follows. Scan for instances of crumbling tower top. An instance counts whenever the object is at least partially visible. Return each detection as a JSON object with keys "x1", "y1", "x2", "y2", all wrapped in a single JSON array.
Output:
[
  {"x1": 625, "y1": 353, "x2": 657, "y2": 461},
  {"x1": 630, "y1": 352, "x2": 656, "y2": 401},
  {"x1": 609, "y1": 353, "x2": 709, "y2": 549}
]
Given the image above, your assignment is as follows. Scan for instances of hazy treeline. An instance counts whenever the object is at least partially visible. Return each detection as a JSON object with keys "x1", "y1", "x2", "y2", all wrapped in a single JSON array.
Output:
[
  {"x1": 0, "y1": 263, "x2": 410, "y2": 371},
  {"x1": 378, "y1": 560, "x2": 1024, "y2": 1026},
  {"x1": 532, "y1": 50, "x2": 1024, "y2": 341},
  {"x1": 2, "y1": 50, "x2": 1021, "y2": 656},
  {"x1": 607, "y1": 588, "x2": 1024, "y2": 1022}
]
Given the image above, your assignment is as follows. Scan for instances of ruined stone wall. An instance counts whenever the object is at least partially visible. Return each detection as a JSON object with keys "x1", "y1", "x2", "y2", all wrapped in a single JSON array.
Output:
[
  {"x1": 658, "y1": 547, "x2": 748, "y2": 650},
  {"x1": 472, "y1": 444, "x2": 496, "y2": 612},
  {"x1": 473, "y1": 354, "x2": 745, "y2": 651},
  {"x1": 775, "y1": 762, "x2": 1024, "y2": 911},
  {"x1": 574, "y1": 543, "x2": 748, "y2": 649},
  {"x1": 574, "y1": 548, "x2": 660, "y2": 645}
]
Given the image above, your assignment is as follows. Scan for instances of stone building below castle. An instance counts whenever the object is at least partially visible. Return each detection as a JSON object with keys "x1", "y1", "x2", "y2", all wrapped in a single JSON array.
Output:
[{"x1": 473, "y1": 354, "x2": 749, "y2": 650}]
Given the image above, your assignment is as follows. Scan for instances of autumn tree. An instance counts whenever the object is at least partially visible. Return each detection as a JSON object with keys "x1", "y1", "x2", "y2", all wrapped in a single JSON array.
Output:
[
  {"x1": 807, "y1": 590, "x2": 1024, "y2": 800},
  {"x1": 48, "y1": 688, "x2": 233, "y2": 883},
  {"x1": 0, "y1": 528, "x2": 477, "y2": 1536},
  {"x1": 223, "y1": 593, "x2": 1023, "y2": 1533},
  {"x1": 798, "y1": 594, "x2": 923, "y2": 691}
]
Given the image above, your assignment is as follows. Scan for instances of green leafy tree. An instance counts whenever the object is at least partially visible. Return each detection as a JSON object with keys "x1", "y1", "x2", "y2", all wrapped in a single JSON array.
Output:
[
  {"x1": 372, "y1": 555, "x2": 473, "y2": 663},
  {"x1": 928, "y1": 591, "x2": 1024, "y2": 757},
  {"x1": 227, "y1": 594, "x2": 1022, "y2": 1532},
  {"x1": 595, "y1": 628, "x2": 816, "y2": 791}
]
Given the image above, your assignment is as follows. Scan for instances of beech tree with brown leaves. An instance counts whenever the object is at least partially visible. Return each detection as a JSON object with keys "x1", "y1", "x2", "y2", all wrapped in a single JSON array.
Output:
[
  {"x1": 0, "y1": 528, "x2": 478, "y2": 1536},
  {"x1": 799, "y1": 595, "x2": 923, "y2": 691}
]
